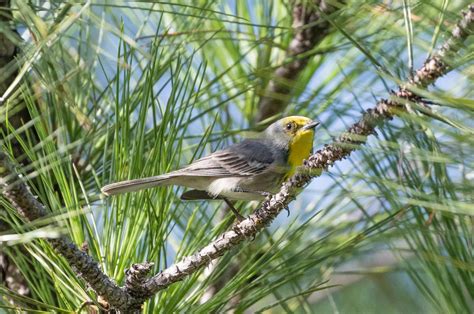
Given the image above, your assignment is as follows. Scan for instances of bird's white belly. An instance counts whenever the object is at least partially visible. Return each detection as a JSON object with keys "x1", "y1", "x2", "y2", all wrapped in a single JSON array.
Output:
[
  {"x1": 207, "y1": 177, "x2": 266, "y2": 201},
  {"x1": 173, "y1": 175, "x2": 269, "y2": 201},
  {"x1": 207, "y1": 177, "x2": 242, "y2": 197}
]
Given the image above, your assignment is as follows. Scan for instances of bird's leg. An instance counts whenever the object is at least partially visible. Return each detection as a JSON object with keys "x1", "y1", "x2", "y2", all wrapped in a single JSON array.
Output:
[{"x1": 223, "y1": 197, "x2": 244, "y2": 222}]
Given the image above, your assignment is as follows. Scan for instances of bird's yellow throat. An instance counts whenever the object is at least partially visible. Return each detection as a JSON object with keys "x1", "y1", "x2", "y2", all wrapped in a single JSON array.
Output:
[{"x1": 287, "y1": 129, "x2": 314, "y2": 177}]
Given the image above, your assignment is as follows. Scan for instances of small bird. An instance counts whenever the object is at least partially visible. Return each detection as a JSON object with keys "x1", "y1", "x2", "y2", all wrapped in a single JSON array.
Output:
[{"x1": 102, "y1": 116, "x2": 318, "y2": 217}]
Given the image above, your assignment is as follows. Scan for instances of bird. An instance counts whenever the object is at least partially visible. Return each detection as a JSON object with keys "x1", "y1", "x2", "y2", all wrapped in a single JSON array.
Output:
[{"x1": 101, "y1": 116, "x2": 319, "y2": 219}]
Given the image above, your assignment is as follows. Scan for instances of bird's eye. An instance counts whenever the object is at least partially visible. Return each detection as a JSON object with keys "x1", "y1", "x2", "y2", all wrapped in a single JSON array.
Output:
[{"x1": 285, "y1": 122, "x2": 295, "y2": 131}]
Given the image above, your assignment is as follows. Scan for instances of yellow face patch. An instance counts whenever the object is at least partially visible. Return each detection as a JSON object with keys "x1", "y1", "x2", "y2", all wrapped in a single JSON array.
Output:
[
  {"x1": 282, "y1": 116, "x2": 315, "y2": 178},
  {"x1": 281, "y1": 116, "x2": 313, "y2": 135},
  {"x1": 282, "y1": 116, "x2": 313, "y2": 126}
]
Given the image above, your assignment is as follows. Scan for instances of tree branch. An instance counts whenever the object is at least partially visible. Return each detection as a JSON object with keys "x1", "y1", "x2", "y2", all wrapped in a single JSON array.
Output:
[
  {"x1": 256, "y1": 0, "x2": 343, "y2": 122},
  {"x1": 0, "y1": 154, "x2": 138, "y2": 311},
  {"x1": 0, "y1": 0, "x2": 33, "y2": 299},
  {"x1": 137, "y1": 3, "x2": 474, "y2": 299},
  {"x1": 0, "y1": 4, "x2": 472, "y2": 312},
  {"x1": 0, "y1": 1, "x2": 17, "y2": 232},
  {"x1": 0, "y1": 0, "x2": 17, "y2": 93}
]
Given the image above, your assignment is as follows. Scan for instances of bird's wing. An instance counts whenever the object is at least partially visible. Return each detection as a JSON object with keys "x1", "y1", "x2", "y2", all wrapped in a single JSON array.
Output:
[{"x1": 177, "y1": 139, "x2": 275, "y2": 177}]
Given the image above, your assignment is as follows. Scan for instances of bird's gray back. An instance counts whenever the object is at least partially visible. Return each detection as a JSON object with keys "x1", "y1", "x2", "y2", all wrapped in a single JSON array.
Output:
[{"x1": 176, "y1": 138, "x2": 287, "y2": 177}]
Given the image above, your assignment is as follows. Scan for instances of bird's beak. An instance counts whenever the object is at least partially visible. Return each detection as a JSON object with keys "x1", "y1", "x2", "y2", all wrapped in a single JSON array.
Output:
[{"x1": 302, "y1": 120, "x2": 320, "y2": 131}]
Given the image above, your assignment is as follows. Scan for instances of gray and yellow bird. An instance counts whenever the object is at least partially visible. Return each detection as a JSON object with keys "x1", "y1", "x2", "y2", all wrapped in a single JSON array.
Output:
[{"x1": 102, "y1": 116, "x2": 318, "y2": 205}]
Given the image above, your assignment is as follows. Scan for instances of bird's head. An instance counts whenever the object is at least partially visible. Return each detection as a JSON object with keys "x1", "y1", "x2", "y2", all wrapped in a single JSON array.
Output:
[{"x1": 265, "y1": 116, "x2": 319, "y2": 150}]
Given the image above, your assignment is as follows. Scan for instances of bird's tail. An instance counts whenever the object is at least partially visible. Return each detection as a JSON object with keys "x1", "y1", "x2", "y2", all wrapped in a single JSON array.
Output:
[{"x1": 101, "y1": 174, "x2": 176, "y2": 196}]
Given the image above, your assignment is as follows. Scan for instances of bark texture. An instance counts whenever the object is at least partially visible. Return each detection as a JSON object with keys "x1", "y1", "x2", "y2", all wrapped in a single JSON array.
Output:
[
  {"x1": 0, "y1": 0, "x2": 31, "y2": 299},
  {"x1": 257, "y1": 0, "x2": 343, "y2": 122}
]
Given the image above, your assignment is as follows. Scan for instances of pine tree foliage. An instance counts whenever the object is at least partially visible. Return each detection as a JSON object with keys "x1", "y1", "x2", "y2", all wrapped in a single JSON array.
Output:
[{"x1": 0, "y1": 1, "x2": 472, "y2": 312}]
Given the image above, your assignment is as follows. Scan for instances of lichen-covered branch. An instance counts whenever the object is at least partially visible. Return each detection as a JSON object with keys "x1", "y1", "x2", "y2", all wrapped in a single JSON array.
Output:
[
  {"x1": 0, "y1": 0, "x2": 32, "y2": 299},
  {"x1": 137, "y1": 4, "x2": 474, "y2": 297},
  {"x1": 0, "y1": 152, "x2": 136, "y2": 311},
  {"x1": 256, "y1": 0, "x2": 343, "y2": 122}
]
